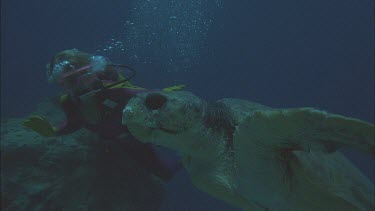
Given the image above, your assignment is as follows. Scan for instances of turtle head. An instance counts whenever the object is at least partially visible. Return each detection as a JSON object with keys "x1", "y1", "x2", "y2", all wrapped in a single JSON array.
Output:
[{"x1": 123, "y1": 91, "x2": 205, "y2": 151}]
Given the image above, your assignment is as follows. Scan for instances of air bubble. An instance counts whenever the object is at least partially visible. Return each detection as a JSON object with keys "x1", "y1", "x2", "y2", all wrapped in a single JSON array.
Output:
[{"x1": 95, "y1": 0, "x2": 223, "y2": 72}]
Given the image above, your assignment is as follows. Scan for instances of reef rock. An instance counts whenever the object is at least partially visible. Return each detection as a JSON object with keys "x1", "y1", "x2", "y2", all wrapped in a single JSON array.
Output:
[{"x1": 1, "y1": 99, "x2": 164, "y2": 211}]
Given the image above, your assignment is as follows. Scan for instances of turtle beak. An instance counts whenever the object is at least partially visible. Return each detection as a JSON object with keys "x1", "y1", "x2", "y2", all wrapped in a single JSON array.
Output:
[{"x1": 158, "y1": 127, "x2": 179, "y2": 134}]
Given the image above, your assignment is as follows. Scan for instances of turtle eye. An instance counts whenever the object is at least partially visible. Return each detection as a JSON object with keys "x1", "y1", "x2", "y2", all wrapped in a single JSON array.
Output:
[{"x1": 144, "y1": 93, "x2": 167, "y2": 110}]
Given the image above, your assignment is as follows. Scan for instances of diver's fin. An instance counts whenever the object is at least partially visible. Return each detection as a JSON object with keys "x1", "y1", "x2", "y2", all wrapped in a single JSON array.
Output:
[{"x1": 236, "y1": 108, "x2": 374, "y2": 154}]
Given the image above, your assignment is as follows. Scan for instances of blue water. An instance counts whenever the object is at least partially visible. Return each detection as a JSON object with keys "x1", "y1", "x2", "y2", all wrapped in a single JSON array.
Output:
[{"x1": 1, "y1": 0, "x2": 374, "y2": 210}]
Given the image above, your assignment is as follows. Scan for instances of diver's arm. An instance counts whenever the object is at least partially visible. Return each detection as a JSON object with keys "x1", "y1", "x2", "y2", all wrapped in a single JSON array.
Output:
[
  {"x1": 53, "y1": 119, "x2": 83, "y2": 136},
  {"x1": 22, "y1": 96, "x2": 83, "y2": 137},
  {"x1": 54, "y1": 95, "x2": 84, "y2": 136}
]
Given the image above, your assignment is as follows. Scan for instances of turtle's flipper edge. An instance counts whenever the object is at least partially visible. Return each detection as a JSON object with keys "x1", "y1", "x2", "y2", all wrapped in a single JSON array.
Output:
[{"x1": 238, "y1": 108, "x2": 374, "y2": 154}]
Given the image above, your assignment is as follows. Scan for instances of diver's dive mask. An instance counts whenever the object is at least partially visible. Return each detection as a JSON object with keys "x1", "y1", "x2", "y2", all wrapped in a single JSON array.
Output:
[
  {"x1": 48, "y1": 54, "x2": 136, "y2": 97},
  {"x1": 47, "y1": 56, "x2": 106, "y2": 95}
]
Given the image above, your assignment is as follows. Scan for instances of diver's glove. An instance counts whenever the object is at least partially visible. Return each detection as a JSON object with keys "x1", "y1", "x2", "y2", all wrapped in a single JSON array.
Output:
[
  {"x1": 22, "y1": 116, "x2": 57, "y2": 137},
  {"x1": 162, "y1": 85, "x2": 186, "y2": 92}
]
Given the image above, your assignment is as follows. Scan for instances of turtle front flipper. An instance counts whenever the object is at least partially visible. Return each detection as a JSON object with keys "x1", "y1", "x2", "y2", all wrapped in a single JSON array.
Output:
[
  {"x1": 241, "y1": 108, "x2": 374, "y2": 154},
  {"x1": 233, "y1": 109, "x2": 374, "y2": 210}
]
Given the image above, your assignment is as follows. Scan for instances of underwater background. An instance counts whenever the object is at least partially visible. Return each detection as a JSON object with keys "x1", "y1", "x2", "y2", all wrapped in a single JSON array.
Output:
[{"x1": 1, "y1": 0, "x2": 374, "y2": 210}]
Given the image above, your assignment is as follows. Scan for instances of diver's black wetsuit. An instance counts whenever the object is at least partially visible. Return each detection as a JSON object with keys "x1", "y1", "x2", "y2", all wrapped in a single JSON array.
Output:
[{"x1": 55, "y1": 87, "x2": 179, "y2": 181}]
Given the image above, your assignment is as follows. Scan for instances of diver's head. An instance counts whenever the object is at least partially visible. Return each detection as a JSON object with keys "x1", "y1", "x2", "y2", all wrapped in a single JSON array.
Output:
[{"x1": 46, "y1": 49, "x2": 110, "y2": 96}]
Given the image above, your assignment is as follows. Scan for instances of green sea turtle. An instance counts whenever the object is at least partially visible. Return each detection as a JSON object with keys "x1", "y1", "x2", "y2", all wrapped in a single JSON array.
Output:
[{"x1": 122, "y1": 91, "x2": 375, "y2": 211}]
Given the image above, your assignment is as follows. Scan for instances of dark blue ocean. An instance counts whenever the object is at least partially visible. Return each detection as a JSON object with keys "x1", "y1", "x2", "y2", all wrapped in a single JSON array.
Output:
[{"x1": 1, "y1": 0, "x2": 374, "y2": 210}]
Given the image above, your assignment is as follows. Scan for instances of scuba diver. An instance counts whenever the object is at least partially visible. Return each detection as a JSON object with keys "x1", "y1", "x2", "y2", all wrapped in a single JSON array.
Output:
[{"x1": 23, "y1": 49, "x2": 184, "y2": 181}]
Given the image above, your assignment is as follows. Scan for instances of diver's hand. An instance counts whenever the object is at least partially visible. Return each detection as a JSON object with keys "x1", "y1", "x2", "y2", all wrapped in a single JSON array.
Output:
[
  {"x1": 22, "y1": 116, "x2": 56, "y2": 137},
  {"x1": 162, "y1": 85, "x2": 186, "y2": 92}
]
